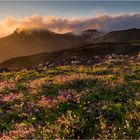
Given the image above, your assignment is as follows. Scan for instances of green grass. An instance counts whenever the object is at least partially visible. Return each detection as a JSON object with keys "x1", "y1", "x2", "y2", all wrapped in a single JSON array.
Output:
[{"x1": 0, "y1": 60, "x2": 139, "y2": 139}]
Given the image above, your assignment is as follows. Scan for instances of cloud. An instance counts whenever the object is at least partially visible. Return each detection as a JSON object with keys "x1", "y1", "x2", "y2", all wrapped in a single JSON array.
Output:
[
  {"x1": 102, "y1": 13, "x2": 140, "y2": 31},
  {"x1": 0, "y1": 13, "x2": 140, "y2": 37}
]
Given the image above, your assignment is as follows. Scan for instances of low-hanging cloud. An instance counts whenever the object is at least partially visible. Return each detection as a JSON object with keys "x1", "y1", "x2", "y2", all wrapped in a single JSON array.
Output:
[{"x1": 0, "y1": 13, "x2": 140, "y2": 37}]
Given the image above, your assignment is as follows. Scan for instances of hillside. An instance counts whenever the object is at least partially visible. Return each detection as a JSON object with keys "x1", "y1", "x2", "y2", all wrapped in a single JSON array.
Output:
[
  {"x1": 0, "y1": 28, "x2": 85, "y2": 63},
  {"x1": 96, "y1": 28, "x2": 140, "y2": 43},
  {"x1": 0, "y1": 28, "x2": 140, "y2": 64},
  {"x1": 1, "y1": 42, "x2": 140, "y2": 71},
  {"x1": 0, "y1": 54, "x2": 139, "y2": 139}
]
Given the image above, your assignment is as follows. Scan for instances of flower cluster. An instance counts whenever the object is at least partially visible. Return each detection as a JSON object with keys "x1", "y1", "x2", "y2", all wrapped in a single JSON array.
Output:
[
  {"x1": 1, "y1": 123, "x2": 35, "y2": 139},
  {"x1": 38, "y1": 90, "x2": 80, "y2": 108},
  {"x1": 0, "y1": 59, "x2": 139, "y2": 139},
  {"x1": 1, "y1": 92, "x2": 23, "y2": 102}
]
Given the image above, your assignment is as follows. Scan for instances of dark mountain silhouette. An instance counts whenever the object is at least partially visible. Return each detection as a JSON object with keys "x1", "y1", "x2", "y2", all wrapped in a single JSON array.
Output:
[
  {"x1": 96, "y1": 28, "x2": 140, "y2": 43},
  {"x1": 0, "y1": 28, "x2": 140, "y2": 69},
  {"x1": 0, "y1": 28, "x2": 86, "y2": 63}
]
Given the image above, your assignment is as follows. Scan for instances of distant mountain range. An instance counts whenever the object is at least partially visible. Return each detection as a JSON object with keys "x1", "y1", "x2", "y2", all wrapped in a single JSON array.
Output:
[{"x1": 0, "y1": 28, "x2": 140, "y2": 70}]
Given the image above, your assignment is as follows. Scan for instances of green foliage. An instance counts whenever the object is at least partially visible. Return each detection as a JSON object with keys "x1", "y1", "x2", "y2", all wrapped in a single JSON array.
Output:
[{"x1": 0, "y1": 60, "x2": 139, "y2": 139}]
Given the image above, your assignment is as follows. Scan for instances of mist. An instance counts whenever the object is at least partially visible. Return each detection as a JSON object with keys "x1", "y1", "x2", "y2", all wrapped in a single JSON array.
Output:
[{"x1": 0, "y1": 13, "x2": 140, "y2": 37}]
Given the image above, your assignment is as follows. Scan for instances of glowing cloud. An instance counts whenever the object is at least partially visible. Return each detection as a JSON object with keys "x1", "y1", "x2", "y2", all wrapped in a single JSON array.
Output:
[{"x1": 0, "y1": 13, "x2": 140, "y2": 37}]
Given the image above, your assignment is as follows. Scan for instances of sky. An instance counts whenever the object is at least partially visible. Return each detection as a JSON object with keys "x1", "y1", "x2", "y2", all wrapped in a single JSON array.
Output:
[
  {"x1": 0, "y1": 1, "x2": 140, "y2": 18},
  {"x1": 0, "y1": 1, "x2": 140, "y2": 37}
]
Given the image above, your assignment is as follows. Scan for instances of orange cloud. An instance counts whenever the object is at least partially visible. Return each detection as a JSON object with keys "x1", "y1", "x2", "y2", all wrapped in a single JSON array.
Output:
[{"x1": 0, "y1": 13, "x2": 140, "y2": 37}]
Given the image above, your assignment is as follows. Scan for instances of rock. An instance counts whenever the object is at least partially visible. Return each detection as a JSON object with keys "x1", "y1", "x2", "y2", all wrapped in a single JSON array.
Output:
[
  {"x1": 124, "y1": 55, "x2": 129, "y2": 58},
  {"x1": 118, "y1": 54, "x2": 123, "y2": 58},
  {"x1": 71, "y1": 56, "x2": 78, "y2": 61},
  {"x1": 48, "y1": 63, "x2": 55, "y2": 67},
  {"x1": 112, "y1": 53, "x2": 116, "y2": 57},
  {"x1": 87, "y1": 59, "x2": 92, "y2": 64},
  {"x1": 136, "y1": 56, "x2": 140, "y2": 61},
  {"x1": 105, "y1": 55, "x2": 111, "y2": 59},
  {"x1": 38, "y1": 63, "x2": 44, "y2": 68},
  {"x1": 108, "y1": 55, "x2": 113, "y2": 59},
  {"x1": 45, "y1": 62, "x2": 50, "y2": 66},
  {"x1": 130, "y1": 56, "x2": 135, "y2": 60},
  {"x1": 107, "y1": 59, "x2": 123, "y2": 67},
  {"x1": 71, "y1": 60, "x2": 81, "y2": 65},
  {"x1": 43, "y1": 66, "x2": 48, "y2": 69},
  {"x1": 94, "y1": 55, "x2": 99, "y2": 59}
]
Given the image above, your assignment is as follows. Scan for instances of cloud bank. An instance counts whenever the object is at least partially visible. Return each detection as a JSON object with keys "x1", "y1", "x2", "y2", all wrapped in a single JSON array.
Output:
[{"x1": 0, "y1": 13, "x2": 140, "y2": 37}]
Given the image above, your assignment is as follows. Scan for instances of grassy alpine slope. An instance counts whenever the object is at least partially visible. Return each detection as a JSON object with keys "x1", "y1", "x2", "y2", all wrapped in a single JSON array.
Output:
[{"x1": 0, "y1": 54, "x2": 139, "y2": 139}]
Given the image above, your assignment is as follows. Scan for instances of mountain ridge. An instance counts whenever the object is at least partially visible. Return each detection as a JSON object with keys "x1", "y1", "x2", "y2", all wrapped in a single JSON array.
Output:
[
  {"x1": 0, "y1": 28, "x2": 140, "y2": 67},
  {"x1": 96, "y1": 28, "x2": 140, "y2": 43},
  {"x1": 0, "y1": 28, "x2": 86, "y2": 63}
]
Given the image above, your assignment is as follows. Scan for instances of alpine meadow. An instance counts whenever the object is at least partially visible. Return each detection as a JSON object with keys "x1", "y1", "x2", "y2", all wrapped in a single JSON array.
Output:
[{"x1": 0, "y1": 1, "x2": 139, "y2": 139}]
